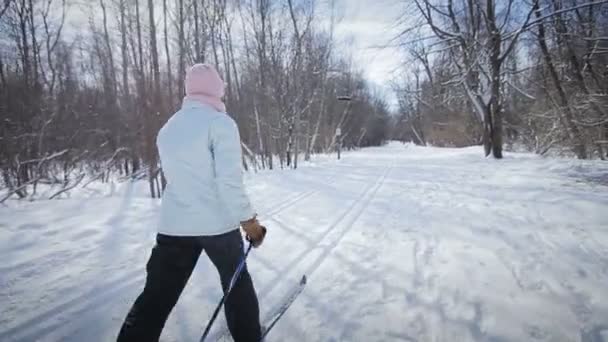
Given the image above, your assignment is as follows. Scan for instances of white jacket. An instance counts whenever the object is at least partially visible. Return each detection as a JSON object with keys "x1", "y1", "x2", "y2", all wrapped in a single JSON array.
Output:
[{"x1": 156, "y1": 100, "x2": 255, "y2": 236}]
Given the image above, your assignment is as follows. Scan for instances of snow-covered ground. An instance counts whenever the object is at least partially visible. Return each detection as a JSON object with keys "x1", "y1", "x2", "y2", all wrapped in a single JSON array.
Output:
[{"x1": 1, "y1": 143, "x2": 608, "y2": 342}]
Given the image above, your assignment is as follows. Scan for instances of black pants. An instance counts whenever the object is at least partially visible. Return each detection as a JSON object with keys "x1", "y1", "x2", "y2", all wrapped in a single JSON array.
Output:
[{"x1": 117, "y1": 229, "x2": 261, "y2": 342}]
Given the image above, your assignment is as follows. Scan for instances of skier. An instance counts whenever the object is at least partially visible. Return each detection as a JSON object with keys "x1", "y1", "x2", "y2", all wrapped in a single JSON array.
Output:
[{"x1": 117, "y1": 64, "x2": 266, "y2": 342}]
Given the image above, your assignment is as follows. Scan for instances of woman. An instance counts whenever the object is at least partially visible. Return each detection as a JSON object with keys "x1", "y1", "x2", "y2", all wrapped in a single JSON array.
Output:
[{"x1": 117, "y1": 64, "x2": 266, "y2": 342}]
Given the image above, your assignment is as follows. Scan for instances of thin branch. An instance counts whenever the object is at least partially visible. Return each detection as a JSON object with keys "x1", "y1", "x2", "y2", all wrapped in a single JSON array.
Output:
[
  {"x1": 506, "y1": 80, "x2": 536, "y2": 100},
  {"x1": 48, "y1": 173, "x2": 86, "y2": 199},
  {"x1": 499, "y1": 0, "x2": 515, "y2": 31},
  {"x1": 0, "y1": 0, "x2": 14, "y2": 20},
  {"x1": 504, "y1": 0, "x2": 608, "y2": 39},
  {"x1": 500, "y1": 0, "x2": 539, "y2": 63}
]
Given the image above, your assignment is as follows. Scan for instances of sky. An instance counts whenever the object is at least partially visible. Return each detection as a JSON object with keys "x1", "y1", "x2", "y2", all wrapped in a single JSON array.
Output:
[
  {"x1": 331, "y1": 0, "x2": 405, "y2": 111},
  {"x1": 61, "y1": 0, "x2": 406, "y2": 111}
]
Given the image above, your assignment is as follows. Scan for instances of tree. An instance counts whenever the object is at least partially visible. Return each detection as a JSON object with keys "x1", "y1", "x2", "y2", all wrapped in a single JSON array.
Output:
[
  {"x1": 0, "y1": 0, "x2": 393, "y2": 201},
  {"x1": 396, "y1": 0, "x2": 608, "y2": 158}
]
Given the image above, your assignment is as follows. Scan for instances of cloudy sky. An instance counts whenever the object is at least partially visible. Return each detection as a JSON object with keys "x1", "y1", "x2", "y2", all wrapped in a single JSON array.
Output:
[
  {"x1": 331, "y1": 0, "x2": 405, "y2": 110},
  {"x1": 63, "y1": 0, "x2": 406, "y2": 110}
]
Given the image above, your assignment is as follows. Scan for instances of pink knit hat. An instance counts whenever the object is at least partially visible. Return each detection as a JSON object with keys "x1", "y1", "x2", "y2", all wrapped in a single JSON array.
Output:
[{"x1": 184, "y1": 64, "x2": 226, "y2": 112}]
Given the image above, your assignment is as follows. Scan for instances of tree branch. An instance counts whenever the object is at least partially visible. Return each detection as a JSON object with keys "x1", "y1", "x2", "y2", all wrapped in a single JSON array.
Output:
[
  {"x1": 504, "y1": 0, "x2": 608, "y2": 39},
  {"x1": 0, "y1": 0, "x2": 14, "y2": 20},
  {"x1": 500, "y1": 0, "x2": 539, "y2": 63}
]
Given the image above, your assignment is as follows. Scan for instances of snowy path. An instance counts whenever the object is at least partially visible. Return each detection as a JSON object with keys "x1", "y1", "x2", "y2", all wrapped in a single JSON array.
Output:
[{"x1": 1, "y1": 143, "x2": 608, "y2": 342}]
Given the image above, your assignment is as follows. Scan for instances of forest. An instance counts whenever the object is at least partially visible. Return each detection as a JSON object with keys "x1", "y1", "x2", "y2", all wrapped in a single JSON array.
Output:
[
  {"x1": 0, "y1": 0, "x2": 391, "y2": 200},
  {"x1": 1, "y1": 0, "x2": 607, "y2": 201},
  {"x1": 393, "y1": 0, "x2": 608, "y2": 159}
]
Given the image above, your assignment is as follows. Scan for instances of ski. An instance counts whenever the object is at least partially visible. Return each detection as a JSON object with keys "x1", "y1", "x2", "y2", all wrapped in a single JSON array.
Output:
[
  {"x1": 260, "y1": 275, "x2": 307, "y2": 340},
  {"x1": 213, "y1": 275, "x2": 307, "y2": 341}
]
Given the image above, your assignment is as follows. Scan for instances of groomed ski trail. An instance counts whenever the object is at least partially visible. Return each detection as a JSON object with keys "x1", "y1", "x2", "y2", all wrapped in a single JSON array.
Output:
[{"x1": 2, "y1": 143, "x2": 608, "y2": 342}]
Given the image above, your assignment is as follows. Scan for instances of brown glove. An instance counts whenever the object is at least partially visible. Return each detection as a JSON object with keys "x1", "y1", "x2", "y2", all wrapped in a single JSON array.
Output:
[{"x1": 241, "y1": 217, "x2": 267, "y2": 248}]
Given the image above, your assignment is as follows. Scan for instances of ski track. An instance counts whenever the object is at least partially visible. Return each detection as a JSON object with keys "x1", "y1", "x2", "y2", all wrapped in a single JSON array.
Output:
[
  {"x1": 257, "y1": 164, "x2": 389, "y2": 297},
  {"x1": 0, "y1": 270, "x2": 142, "y2": 342},
  {"x1": 209, "y1": 162, "x2": 393, "y2": 341},
  {"x1": 2, "y1": 144, "x2": 608, "y2": 342},
  {"x1": 210, "y1": 160, "x2": 394, "y2": 341},
  {"x1": 261, "y1": 171, "x2": 341, "y2": 218},
  {"x1": 0, "y1": 168, "x2": 341, "y2": 342}
]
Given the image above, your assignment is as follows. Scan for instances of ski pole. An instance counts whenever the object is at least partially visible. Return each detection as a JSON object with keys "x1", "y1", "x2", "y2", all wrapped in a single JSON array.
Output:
[{"x1": 200, "y1": 241, "x2": 254, "y2": 342}]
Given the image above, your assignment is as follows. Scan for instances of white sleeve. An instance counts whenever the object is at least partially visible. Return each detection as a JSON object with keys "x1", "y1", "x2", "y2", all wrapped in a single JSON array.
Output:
[{"x1": 209, "y1": 116, "x2": 256, "y2": 222}]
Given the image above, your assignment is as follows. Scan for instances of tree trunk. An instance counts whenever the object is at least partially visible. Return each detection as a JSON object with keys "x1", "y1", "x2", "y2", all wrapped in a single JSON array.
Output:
[
  {"x1": 148, "y1": 0, "x2": 162, "y2": 114},
  {"x1": 177, "y1": 0, "x2": 185, "y2": 99},
  {"x1": 100, "y1": 0, "x2": 117, "y2": 99},
  {"x1": 286, "y1": 122, "x2": 293, "y2": 167},
  {"x1": 163, "y1": 0, "x2": 173, "y2": 110},
  {"x1": 134, "y1": 0, "x2": 156, "y2": 197},
  {"x1": 253, "y1": 99, "x2": 265, "y2": 169},
  {"x1": 209, "y1": 1, "x2": 221, "y2": 68},
  {"x1": 487, "y1": 0, "x2": 503, "y2": 159},
  {"x1": 225, "y1": 17, "x2": 241, "y2": 101},
  {"x1": 149, "y1": 0, "x2": 163, "y2": 194},
  {"x1": 119, "y1": 0, "x2": 130, "y2": 100},
  {"x1": 193, "y1": 0, "x2": 202, "y2": 63},
  {"x1": 219, "y1": 19, "x2": 233, "y2": 104},
  {"x1": 18, "y1": 0, "x2": 31, "y2": 87},
  {"x1": 308, "y1": 106, "x2": 323, "y2": 160},
  {"x1": 28, "y1": 0, "x2": 40, "y2": 86}
]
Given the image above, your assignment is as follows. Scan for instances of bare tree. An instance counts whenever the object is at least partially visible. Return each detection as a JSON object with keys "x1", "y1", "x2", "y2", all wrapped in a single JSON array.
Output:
[
  {"x1": 394, "y1": 0, "x2": 608, "y2": 158},
  {"x1": 534, "y1": 1, "x2": 587, "y2": 158},
  {"x1": 0, "y1": 0, "x2": 393, "y2": 201}
]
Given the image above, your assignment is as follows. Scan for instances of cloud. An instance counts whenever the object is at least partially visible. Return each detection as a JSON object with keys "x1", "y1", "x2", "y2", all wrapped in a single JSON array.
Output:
[{"x1": 330, "y1": 0, "x2": 405, "y2": 110}]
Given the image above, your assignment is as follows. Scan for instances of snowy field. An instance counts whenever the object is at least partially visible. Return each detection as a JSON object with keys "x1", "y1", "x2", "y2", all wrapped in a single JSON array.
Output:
[{"x1": 1, "y1": 142, "x2": 608, "y2": 342}]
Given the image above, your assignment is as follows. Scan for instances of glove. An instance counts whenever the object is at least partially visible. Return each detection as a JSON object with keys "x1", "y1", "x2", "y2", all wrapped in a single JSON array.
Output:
[{"x1": 241, "y1": 216, "x2": 267, "y2": 248}]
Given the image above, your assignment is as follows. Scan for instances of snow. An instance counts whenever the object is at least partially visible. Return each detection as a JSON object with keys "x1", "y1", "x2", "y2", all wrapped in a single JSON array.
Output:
[{"x1": 1, "y1": 142, "x2": 608, "y2": 342}]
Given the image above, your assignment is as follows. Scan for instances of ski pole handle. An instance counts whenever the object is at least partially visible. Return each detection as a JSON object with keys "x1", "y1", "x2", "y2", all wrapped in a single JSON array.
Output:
[{"x1": 246, "y1": 226, "x2": 267, "y2": 245}]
